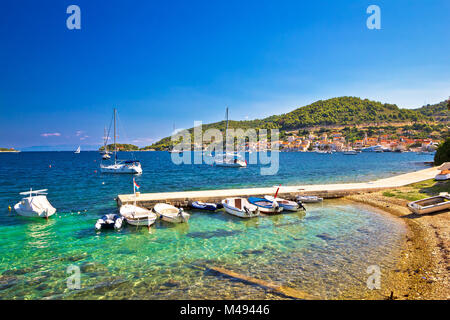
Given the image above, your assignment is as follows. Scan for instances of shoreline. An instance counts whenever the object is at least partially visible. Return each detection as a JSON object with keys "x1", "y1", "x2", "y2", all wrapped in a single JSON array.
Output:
[{"x1": 347, "y1": 192, "x2": 449, "y2": 300}]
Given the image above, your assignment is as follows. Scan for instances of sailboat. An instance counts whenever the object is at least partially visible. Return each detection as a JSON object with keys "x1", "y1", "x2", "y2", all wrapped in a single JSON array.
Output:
[
  {"x1": 101, "y1": 127, "x2": 111, "y2": 160},
  {"x1": 74, "y1": 146, "x2": 81, "y2": 154},
  {"x1": 100, "y1": 108, "x2": 143, "y2": 174},
  {"x1": 214, "y1": 107, "x2": 247, "y2": 168}
]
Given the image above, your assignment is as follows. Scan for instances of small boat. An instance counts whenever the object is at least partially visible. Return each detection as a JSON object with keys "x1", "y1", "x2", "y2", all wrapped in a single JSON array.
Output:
[
  {"x1": 435, "y1": 170, "x2": 450, "y2": 181},
  {"x1": 95, "y1": 214, "x2": 124, "y2": 230},
  {"x1": 296, "y1": 195, "x2": 323, "y2": 203},
  {"x1": 74, "y1": 146, "x2": 81, "y2": 154},
  {"x1": 102, "y1": 153, "x2": 111, "y2": 160},
  {"x1": 190, "y1": 201, "x2": 218, "y2": 211},
  {"x1": 221, "y1": 197, "x2": 259, "y2": 218},
  {"x1": 153, "y1": 203, "x2": 190, "y2": 223},
  {"x1": 264, "y1": 195, "x2": 305, "y2": 211},
  {"x1": 120, "y1": 204, "x2": 157, "y2": 226},
  {"x1": 101, "y1": 127, "x2": 111, "y2": 159},
  {"x1": 247, "y1": 197, "x2": 283, "y2": 214},
  {"x1": 14, "y1": 188, "x2": 56, "y2": 218},
  {"x1": 343, "y1": 150, "x2": 357, "y2": 155},
  {"x1": 407, "y1": 195, "x2": 450, "y2": 214}
]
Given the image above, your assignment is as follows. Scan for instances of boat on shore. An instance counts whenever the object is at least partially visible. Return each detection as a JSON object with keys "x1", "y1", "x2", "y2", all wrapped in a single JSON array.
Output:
[
  {"x1": 14, "y1": 189, "x2": 56, "y2": 218},
  {"x1": 435, "y1": 170, "x2": 450, "y2": 181},
  {"x1": 154, "y1": 203, "x2": 190, "y2": 223},
  {"x1": 296, "y1": 195, "x2": 323, "y2": 203},
  {"x1": 95, "y1": 214, "x2": 124, "y2": 230},
  {"x1": 247, "y1": 197, "x2": 283, "y2": 214},
  {"x1": 407, "y1": 194, "x2": 450, "y2": 214},
  {"x1": 222, "y1": 197, "x2": 259, "y2": 218}
]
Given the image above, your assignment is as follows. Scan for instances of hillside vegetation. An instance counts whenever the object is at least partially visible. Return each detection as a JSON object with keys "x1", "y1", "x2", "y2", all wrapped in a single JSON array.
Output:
[{"x1": 146, "y1": 96, "x2": 448, "y2": 150}]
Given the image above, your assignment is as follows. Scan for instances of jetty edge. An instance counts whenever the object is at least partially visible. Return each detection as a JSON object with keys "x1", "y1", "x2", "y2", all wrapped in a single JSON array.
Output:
[{"x1": 117, "y1": 166, "x2": 441, "y2": 209}]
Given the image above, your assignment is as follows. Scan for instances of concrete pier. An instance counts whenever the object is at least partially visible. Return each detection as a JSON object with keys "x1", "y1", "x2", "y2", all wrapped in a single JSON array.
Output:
[{"x1": 117, "y1": 166, "x2": 441, "y2": 209}]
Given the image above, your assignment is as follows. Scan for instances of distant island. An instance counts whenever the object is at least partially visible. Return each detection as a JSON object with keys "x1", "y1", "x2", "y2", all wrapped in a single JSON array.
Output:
[
  {"x1": 144, "y1": 96, "x2": 449, "y2": 151},
  {"x1": 0, "y1": 148, "x2": 19, "y2": 152}
]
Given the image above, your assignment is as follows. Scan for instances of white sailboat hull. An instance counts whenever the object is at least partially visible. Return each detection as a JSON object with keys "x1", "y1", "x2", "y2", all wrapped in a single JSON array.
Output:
[{"x1": 100, "y1": 163, "x2": 142, "y2": 174}]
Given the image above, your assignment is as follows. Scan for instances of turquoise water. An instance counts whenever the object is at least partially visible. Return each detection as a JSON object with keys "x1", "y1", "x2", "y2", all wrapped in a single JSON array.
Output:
[{"x1": 0, "y1": 151, "x2": 429, "y2": 299}]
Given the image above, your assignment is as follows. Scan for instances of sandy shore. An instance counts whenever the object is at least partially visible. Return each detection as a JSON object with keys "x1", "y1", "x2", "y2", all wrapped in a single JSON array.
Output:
[{"x1": 347, "y1": 192, "x2": 449, "y2": 300}]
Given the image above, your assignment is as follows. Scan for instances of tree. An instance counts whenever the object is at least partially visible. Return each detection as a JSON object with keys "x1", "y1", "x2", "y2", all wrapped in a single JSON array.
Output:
[{"x1": 434, "y1": 138, "x2": 450, "y2": 166}]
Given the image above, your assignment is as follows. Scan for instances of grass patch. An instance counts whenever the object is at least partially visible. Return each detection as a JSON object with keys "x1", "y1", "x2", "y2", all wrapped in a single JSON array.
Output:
[
  {"x1": 382, "y1": 191, "x2": 396, "y2": 197},
  {"x1": 384, "y1": 179, "x2": 450, "y2": 201}
]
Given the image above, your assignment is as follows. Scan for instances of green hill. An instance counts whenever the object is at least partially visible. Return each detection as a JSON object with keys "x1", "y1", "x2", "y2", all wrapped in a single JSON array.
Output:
[
  {"x1": 99, "y1": 144, "x2": 138, "y2": 151},
  {"x1": 416, "y1": 100, "x2": 449, "y2": 122},
  {"x1": 146, "y1": 96, "x2": 447, "y2": 150}
]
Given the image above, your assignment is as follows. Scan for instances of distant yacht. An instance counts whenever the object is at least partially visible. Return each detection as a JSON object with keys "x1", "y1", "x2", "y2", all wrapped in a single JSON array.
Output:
[
  {"x1": 100, "y1": 108, "x2": 142, "y2": 174},
  {"x1": 74, "y1": 146, "x2": 81, "y2": 154},
  {"x1": 214, "y1": 107, "x2": 247, "y2": 168}
]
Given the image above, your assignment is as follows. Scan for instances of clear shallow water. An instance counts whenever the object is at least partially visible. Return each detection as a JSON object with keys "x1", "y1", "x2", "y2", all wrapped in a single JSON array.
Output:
[{"x1": 0, "y1": 151, "x2": 429, "y2": 299}]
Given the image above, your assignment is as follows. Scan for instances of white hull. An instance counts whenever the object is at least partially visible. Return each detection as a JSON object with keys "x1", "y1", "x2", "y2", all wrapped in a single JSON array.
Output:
[
  {"x1": 296, "y1": 195, "x2": 323, "y2": 203},
  {"x1": 215, "y1": 160, "x2": 247, "y2": 167},
  {"x1": 14, "y1": 204, "x2": 56, "y2": 218},
  {"x1": 120, "y1": 204, "x2": 157, "y2": 226},
  {"x1": 222, "y1": 198, "x2": 259, "y2": 218},
  {"x1": 407, "y1": 195, "x2": 450, "y2": 214},
  {"x1": 153, "y1": 203, "x2": 190, "y2": 223},
  {"x1": 435, "y1": 173, "x2": 450, "y2": 181},
  {"x1": 100, "y1": 163, "x2": 142, "y2": 174},
  {"x1": 343, "y1": 151, "x2": 357, "y2": 155},
  {"x1": 264, "y1": 196, "x2": 299, "y2": 211}
]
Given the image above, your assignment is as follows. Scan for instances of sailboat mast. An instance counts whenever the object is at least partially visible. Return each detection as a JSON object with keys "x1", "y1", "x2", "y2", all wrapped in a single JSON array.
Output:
[
  {"x1": 225, "y1": 107, "x2": 229, "y2": 132},
  {"x1": 114, "y1": 108, "x2": 117, "y2": 163}
]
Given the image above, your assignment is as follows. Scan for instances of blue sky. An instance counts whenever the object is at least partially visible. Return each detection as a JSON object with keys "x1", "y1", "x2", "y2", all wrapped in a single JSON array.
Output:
[{"x1": 0, "y1": 0, "x2": 449, "y2": 149}]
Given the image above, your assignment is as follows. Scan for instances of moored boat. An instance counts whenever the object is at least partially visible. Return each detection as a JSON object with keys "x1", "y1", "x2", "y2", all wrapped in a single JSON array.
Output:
[
  {"x1": 221, "y1": 197, "x2": 259, "y2": 218},
  {"x1": 190, "y1": 201, "x2": 218, "y2": 211},
  {"x1": 296, "y1": 195, "x2": 323, "y2": 203},
  {"x1": 95, "y1": 213, "x2": 124, "y2": 230},
  {"x1": 247, "y1": 197, "x2": 283, "y2": 214},
  {"x1": 264, "y1": 195, "x2": 305, "y2": 211},
  {"x1": 407, "y1": 195, "x2": 450, "y2": 214},
  {"x1": 120, "y1": 204, "x2": 157, "y2": 226},
  {"x1": 14, "y1": 189, "x2": 56, "y2": 218},
  {"x1": 153, "y1": 203, "x2": 190, "y2": 223}
]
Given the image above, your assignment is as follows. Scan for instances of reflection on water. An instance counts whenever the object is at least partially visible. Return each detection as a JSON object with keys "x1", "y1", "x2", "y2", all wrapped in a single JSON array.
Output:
[{"x1": 0, "y1": 200, "x2": 405, "y2": 300}]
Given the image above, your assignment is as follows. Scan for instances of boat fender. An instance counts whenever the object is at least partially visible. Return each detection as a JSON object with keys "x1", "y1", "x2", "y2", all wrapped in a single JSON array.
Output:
[{"x1": 8, "y1": 205, "x2": 11, "y2": 211}]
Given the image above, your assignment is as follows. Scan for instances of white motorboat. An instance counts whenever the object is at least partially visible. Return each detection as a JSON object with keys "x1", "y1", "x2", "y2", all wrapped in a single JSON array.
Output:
[
  {"x1": 264, "y1": 195, "x2": 304, "y2": 211},
  {"x1": 435, "y1": 170, "x2": 450, "y2": 181},
  {"x1": 343, "y1": 150, "x2": 357, "y2": 155},
  {"x1": 120, "y1": 204, "x2": 157, "y2": 226},
  {"x1": 14, "y1": 188, "x2": 56, "y2": 218},
  {"x1": 95, "y1": 214, "x2": 124, "y2": 230},
  {"x1": 74, "y1": 146, "x2": 80, "y2": 154},
  {"x1": 221, "y1": 197, "x2": 259, "y2": 218},
  {"x1": 296, "y1": 195, "x2": 323, "y2": 203},
  {"x1": 248, "y1": 197, "x2": 283, "y2": 214},
  {"x1": 153, "y1": 203, "x2": 190, "y2": 223},
  {"x1": 100, "y1": 108, "x2": 142, "y2": 174},
  {"x1": 407, "y1": 194, "x2": 450, "y2": 214}
]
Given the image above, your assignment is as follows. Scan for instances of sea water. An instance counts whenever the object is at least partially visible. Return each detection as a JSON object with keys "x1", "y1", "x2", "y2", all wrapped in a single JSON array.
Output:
[{"x1": 0, "y1": 151, "x2": 432, "y2": 299}]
